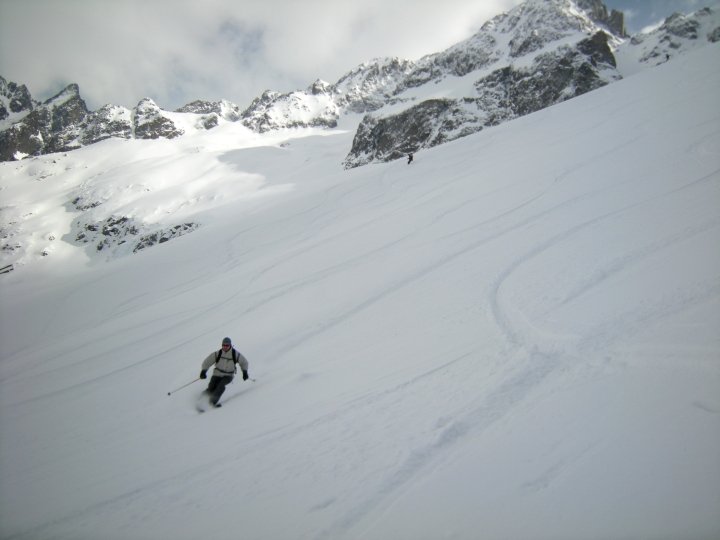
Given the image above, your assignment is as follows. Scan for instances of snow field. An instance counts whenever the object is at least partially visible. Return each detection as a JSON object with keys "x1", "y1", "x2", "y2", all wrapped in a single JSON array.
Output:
[{"x1": 0, "y1": 44, "x2": 719, "y2": 540}]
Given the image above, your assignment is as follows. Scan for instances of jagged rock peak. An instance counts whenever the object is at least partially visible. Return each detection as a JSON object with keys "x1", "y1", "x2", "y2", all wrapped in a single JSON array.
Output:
[
  {"x1": 81, "y1": 104, "x2": 132, "y2": 145},
  {"x1": 175, "y1": 99, "x2": 242, "y2": 121},
  {"x1": 240, "y1": 86, "x2": 340, "y2": 133},
  {"x1": 335, "y1": 57, "x2": 416, "y2": 84},
  {"x1": 175, "y1": 99, "x2": 218, "y2": 114},
  {"x1": 399, "y1": 0, "x2": 624, "y2": 92},
  {"x1": 308, "y1": 79, "x2": 332, "y2": 95},
  {"x1": 0, "y1": 78, "x2": 89, "y2": 160},
  {"x1": 135, "y1": 97, "x2": 160, "y2": 113},
  {"x1": 332, "y1": 57, "x2": 416, "y2": 112},
  {"x1": 661, "y1": 10, "x2": 707, "y2": 39},
  {"x1": 480, "y1": 0, "x2": 624, "y2": 58},
  {"x1": 629, "y1": 6, "x2": 719, "y2": 64},
  {"x1": 45, "y1": 83, "x2": 84, "y2": 107},
  {"x1": 576, "y1": 0, "x2": 626, "y2": 36},
  {"x1": 134, "y1": 98, "x2": 183, "y2": 140},
  {"x1": 0, "y1": 76, "x2": 36, "y2": 120}
]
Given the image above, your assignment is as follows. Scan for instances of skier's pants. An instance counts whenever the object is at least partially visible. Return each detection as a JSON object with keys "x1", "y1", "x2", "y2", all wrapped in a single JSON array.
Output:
[{"x1": 205, "y1": 375, "x2": 233, "y2": 405}]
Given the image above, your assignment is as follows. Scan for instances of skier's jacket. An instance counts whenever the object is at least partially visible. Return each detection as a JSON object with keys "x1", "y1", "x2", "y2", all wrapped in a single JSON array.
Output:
[{"x1": 201, "y1": 347, "x2": 249, "y2": 379}]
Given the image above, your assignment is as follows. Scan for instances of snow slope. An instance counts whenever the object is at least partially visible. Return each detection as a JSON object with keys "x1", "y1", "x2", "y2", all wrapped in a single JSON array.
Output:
[{"x1": 1, "y1": 43, "x2": 719, "y2": 540}]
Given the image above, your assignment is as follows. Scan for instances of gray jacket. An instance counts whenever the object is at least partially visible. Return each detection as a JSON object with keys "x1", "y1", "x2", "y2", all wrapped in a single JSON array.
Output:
[{"x1": 201, "y1": 348, "x2": 249, "y2": 379}]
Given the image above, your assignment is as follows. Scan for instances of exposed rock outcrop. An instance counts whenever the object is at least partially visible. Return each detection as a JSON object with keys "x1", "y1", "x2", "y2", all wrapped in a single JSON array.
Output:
[{"x1": 343, "y1": 31, "x2": 620, "y2": 168}]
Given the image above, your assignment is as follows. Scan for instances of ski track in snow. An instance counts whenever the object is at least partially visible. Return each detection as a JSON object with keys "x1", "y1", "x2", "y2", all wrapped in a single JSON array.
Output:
[
  {"x1": 313, "y1": 351, "x2": 560, "y2": 540},
  {"x1": 491, "y1": 167, "x2": 720, "y2": 350}
]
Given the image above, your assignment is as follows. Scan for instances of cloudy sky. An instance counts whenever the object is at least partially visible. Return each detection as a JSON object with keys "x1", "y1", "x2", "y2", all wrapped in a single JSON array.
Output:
[{"x1": 0, "y1": 0, "x2": 714, "y2": 111}]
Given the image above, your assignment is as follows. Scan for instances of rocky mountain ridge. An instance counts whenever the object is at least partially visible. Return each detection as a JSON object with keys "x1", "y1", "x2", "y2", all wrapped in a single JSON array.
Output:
[
  {"x1": 1, "y1": 0, "x2": 718, "y2": 166},
  {"x1": 1, "y1": 0, "x2": 719, "y2": 273},
  {"x1": 342, "y1": 2, "x2": 718, "y2": 167}
]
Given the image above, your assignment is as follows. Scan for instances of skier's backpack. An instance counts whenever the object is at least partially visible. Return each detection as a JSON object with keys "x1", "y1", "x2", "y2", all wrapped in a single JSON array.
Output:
[{"x1": 215, "y1": 348, "x2": 238, "y2": 374}]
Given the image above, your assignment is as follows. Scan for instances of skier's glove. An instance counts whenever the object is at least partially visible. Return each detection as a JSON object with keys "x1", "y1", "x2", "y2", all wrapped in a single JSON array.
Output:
[
  {"x1": 200, "y1": 370, "x2": 207, "y2": 379},
  {"x1": 242, "y1": 370, "x2": 249, "y2": 381}
]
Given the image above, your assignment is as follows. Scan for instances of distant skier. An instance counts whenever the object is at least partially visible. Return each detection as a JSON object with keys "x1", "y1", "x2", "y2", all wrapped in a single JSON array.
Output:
[
  {"x1": 199, "y1": 337, "x2": 250, "y2": 407},
  {"x1": 407, "y1": 152, "x2": 414, "y2": 164}
]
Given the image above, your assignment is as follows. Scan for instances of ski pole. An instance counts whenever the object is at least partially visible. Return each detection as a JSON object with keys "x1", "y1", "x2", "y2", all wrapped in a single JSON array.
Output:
[{"x1": 167, "y1": 377, "x2": 201, "y2": 396}]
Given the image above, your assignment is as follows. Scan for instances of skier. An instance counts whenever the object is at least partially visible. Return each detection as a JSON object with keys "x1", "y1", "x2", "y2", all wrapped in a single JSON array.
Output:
[
  {"x1": 199, "y1": 337, "x2": 250, "y2": 407},
  {"x1": 407, "y1": 152, "x2": 414, "y2": 164}
]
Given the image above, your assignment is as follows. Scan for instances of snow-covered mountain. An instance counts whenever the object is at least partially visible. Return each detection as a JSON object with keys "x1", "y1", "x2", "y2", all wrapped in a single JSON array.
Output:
[
  {"x1": 0, "y1": 0, "x2": 718, "y2": 274},
  {"x1": 2, "y1": 0, "x2": 719, "y2": 165},
  {"x1": 0, "y1": 34, "x2": 718, "y2": 540}
]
